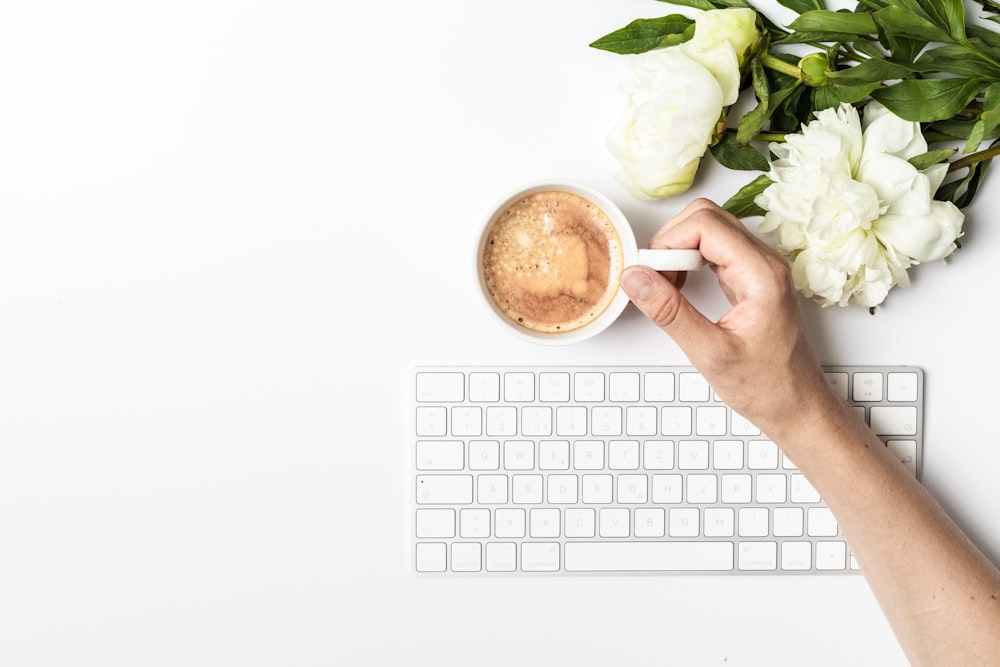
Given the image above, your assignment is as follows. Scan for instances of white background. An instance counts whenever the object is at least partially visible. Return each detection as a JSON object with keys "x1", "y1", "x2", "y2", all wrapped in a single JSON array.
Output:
[{"x1": 1, "y1": 1, "x2": 997, "y2": 665}]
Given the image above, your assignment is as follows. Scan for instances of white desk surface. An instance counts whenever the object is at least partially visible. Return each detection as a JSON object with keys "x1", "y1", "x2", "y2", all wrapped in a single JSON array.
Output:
[{"x1": 1, "y1": 1, "x2": 997, "y2": 665}]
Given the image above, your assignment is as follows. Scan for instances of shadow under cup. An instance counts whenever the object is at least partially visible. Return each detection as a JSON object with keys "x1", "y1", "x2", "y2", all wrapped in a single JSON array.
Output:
[{"x1": 477, "y1": 180, "x2": 701, "y2": 345}]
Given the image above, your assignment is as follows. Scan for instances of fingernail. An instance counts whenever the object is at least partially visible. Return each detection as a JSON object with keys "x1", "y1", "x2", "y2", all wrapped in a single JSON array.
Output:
[{"x1": 621, "y1": 267, "x2": 653, "y2": 301}]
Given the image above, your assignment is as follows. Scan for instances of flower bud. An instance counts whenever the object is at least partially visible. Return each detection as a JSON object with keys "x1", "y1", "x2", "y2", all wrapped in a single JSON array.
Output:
[{"x1": 798, "y1": 53, "x2": 831, "y2": 87}]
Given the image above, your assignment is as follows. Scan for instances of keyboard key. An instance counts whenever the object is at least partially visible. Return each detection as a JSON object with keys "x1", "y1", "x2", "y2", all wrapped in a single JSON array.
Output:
[
  {"x1": 416, "y1": 508, "x2": 456, "y2": 538},
  {"x1": 546, "y1": 474, "x2": 578, "y2": 503},
  {"x1": 459, "y1": 508, "x2": 490, "y2": 538},
  {"x1": 565, "y1": 508, "x2": 596, "y2": 538},
  {"x1": 609, "y1": 372, "x2": 640, "y2": 401},
  {"x1": 599, "y1": 508, "x2": 630, "y2": 537},
  {"x1": 451, "y1": 542, "x2": 482, "y2": 572},
  {"x1": 870, "y1": 406, "x2": 918, "y2": 436},
  {"x1": 644, "y1": 372, "x2": 675, "y2": 401},
  {"x1": 781, "y1": 541, "x2": 811, "y2": 570},
  {"x1": 529, "y1": 508, "x2": 560, "y2": 538},
  {"x1": 661, "y1": 406, "x2": 692, "y2": 436},
  {"x1": 477, "y1": 475, "x2": 508, "y2": 504},
  {"x1": 643, "y1": 441, "x2": 674, "y2": 470},
  {"x1": 635, "y1": 508, "x2": 666, "y2": 537},
  {"x1": 556, "y1": 406, "x2": 587, "y2": 436},
  {"x1": 504, "y1": 373, "x2": 535, "y2": 402},
  {"x1": 608, "y1": 440, "x2": 640, "y2": 470},
  {"x1": 887, "y1": 372, "x2": 919, "y2": 402},
  {"x1": 581, "y1": 474, "x2": 613, "y2": 504},
  {"x1": 495, "y1": 508, "x2": 526, "y2": 538},
  {"x1": 416, "y1": 372, "x2": 465, "y2": 402},
  {"x1": 415, "y1": 542, "x2": 447, "y2": 572},
  {"x1": 852, "y1": 372, "x2": 883, "y2": 401},
  {"x1": 415, "y1": 441, "x2": 464, "y2": 471},
  {"x1": 450, "y1": 407, "x2": 482, "y2": 437},
  {"x1": 816, "y1": 541, "x2": 848, "y2": 570},
  {"x1": 416, "y1": 475, "x2": 473, "y2": 504},
  {"x1": 485, "y1": 542, "x2": 516, "y2": 572},
  {"x1": 538, "y1": 373, "x2": 570, "y2": 402},
  {"x1": 538, "y1": 440, "x2": 570, "y2": 470},
  {"x1": 678, "y1": 440, "x2": 709, "y2": 470},
  {"x1": 564, "y1": 541, "x2": 734, "y2": 572},
  {"x1": 592, "y1": 406, "x2": 623, "y2": 436},
  {"x1": 468, "y1": 440, "x2": 500, "y2": 471},
  {"x1": 521, "y1": 542, "x2": 560, "y2": 571},
  {"x1": 679, "y1": 372, "x2": 710, "y2": 401},
  {"x1": 573, "y1": 441, "x2": 604, "y2": 470},
  {"x1": 887, "y1": 440, "x2": 918, "y2": 475},
  {"x1": 626, "y1": 406, "x2": 658, "y2": 436},
  {"x1": 485, "y1": 406, "x2": 517, "y2": 436},
  {"x1": 738, "y1": 541, "x2": 777, "y2": 571},
  {"x1": 469, "y1": 372, "x2": 500, "y2": 402},
  {"x1": 512, "y1": 474, "x2": 543, "y2": 504},
  {"x1": 503, "y1": 440, "x2": 535, "y2": 470},
  {"x1": 574, "y1": 372, "x2": 605, "y2": 401}
]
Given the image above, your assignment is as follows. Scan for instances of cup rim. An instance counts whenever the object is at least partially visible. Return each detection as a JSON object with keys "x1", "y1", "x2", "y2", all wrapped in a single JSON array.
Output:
[{"x1": 476, "y1": 179, "x2": 638, "y2": 345}]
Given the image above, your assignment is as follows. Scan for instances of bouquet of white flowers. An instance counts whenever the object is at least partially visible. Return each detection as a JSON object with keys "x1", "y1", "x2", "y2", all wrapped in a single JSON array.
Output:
[{"x1": 592, "y1": 0, "x2": 1000, "y2": 310}]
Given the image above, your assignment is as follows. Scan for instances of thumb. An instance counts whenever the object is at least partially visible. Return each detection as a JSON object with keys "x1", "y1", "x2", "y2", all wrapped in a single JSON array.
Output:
[{"x1": 620, "y1": 265, "x2": 719, "y2": 355}]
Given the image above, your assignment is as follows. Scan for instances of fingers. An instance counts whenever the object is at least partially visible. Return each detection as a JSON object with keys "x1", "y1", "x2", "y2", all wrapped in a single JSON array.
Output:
[{"x1": 620, "y1": 264, "x2": 724, "y2": 359}]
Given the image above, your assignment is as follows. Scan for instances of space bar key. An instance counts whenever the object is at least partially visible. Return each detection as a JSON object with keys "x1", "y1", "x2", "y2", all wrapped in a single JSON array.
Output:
[{"x1": 564, "y1": 542, "x2": 734, "y2": 572}]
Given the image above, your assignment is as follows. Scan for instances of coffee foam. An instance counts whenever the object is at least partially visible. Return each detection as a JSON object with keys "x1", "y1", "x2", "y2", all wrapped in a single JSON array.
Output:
[{"x1": 482, "y1": 190, "x2": 623, "y2": 334}]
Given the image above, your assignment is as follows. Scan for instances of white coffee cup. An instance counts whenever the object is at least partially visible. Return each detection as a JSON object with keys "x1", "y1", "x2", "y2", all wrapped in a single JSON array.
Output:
[{"x1": 476, "y1": 179, "x2": 703, "y2": 345}]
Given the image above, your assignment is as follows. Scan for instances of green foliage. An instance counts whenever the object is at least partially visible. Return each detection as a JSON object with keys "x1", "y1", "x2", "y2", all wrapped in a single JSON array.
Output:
[{"x1": 590, "y1": 0, "x2": 1000, "y2": 212}]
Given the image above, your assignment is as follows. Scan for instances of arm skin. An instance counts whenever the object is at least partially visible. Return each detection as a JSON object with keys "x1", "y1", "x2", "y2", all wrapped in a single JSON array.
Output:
[{"x1": 620, "y1": 199, "x2": 1000, "y2": 667}]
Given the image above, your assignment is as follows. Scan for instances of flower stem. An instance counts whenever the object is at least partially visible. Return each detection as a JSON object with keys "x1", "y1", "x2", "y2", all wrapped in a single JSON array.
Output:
[
  {"x1": 758, "y1": 52, "x2": 801, "y2": 79},
  {"x1": 949, "y1": 143, "x2": 1000, "y2": 172}
]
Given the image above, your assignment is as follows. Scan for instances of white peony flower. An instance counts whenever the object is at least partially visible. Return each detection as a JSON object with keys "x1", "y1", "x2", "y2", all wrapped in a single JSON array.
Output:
[
  {"x1": 680, "y1": 8, "x2": 761, "y2": 105},
  {"x1": 608, "y1": 8, "x2": 761, "y2": 200},
  {"x1": 755, "y1": 101, "x2": 964, "y2": 308},
  {"x1": 608, "y1": 48, "x2": 725, "y2": 200}
]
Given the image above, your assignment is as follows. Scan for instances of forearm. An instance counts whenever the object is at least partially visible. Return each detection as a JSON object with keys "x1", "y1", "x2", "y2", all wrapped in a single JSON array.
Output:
[{"x1": 773, "y1": 397, "x2": 1000, "y2": 667}]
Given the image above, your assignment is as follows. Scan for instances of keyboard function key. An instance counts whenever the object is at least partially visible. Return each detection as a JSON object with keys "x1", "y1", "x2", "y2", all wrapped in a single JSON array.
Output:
[
  {"x1": 824, "y1": 372, "x2": 849, "y2": 401},
  {"x1": 679, "y1": 372, "x2": 711, "y2": 401},
  {"x1": 538, "y1": 372, "x2": 570, "y2": 402},
  {"x1": 504, "y1": 372, "x2": 535, "y2": 402},
  {"x1": 887, "y1": 372, "x2": 919, "y2": 402},
  {"x1": 469, "y1": 372, "x2": 500, "y2": 402},
  {"x1": 416, "y1": 372, "x2": 465, "y2": 403},
  {"x1": 574, "y1": 372, "x2": 605, "y2": 402},
  {"x1": 644, "y1": 372, "x2": 675, "y2": 401},
  {"x1": 852, "y1": 372, "x2": 884, "y2": 401},
  {"x1": 609, "y1": 372, "x2": 640, "y2": 401}
]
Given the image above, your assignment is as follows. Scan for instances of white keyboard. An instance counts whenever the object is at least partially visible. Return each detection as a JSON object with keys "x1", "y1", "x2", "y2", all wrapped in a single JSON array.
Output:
[{"x1": 411, "y1": 366, "x2": 923, "y2": 575}]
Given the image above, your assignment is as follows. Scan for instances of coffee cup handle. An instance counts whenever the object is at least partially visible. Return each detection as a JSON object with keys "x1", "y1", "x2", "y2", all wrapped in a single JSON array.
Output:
[{"x1": 636, "y1": 248, "x2": 704, "y2": 271}]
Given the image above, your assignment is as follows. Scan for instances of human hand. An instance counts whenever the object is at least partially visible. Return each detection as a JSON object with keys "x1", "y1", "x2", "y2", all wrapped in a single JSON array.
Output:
[{"x1": 620, "y1": 199, "x2": 838, "y2": 439}]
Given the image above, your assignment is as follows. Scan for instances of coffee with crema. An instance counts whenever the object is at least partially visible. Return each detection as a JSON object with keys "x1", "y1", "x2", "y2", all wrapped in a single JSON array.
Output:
[{"x1": 481, "y1": 190, "x2": 624, "y2": 334}]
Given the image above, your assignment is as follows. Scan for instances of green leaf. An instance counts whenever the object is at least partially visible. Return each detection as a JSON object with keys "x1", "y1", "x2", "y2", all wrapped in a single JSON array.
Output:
[
  {"x1": 710, "y1": 134, "x2": 772, "y2": 171},
  {"x1": 654, "y1": 0, "x2": 714, "y2": 7},
  {"x1": 936, "y1": 148, "x2": 993, "y2": 208},
  {"x1": 907, "y1": 148, "x2": 957, "y2": 169},
  {"x1": 723, "y1": 175, "x2": 773, "y2": 218},
  {"x1": 737, "y1": 56, "x2": 802, "y2": 143},
  {"x1": 655, "y1": 0, "x2": 749, "y2": 7},
  {"x1": 787, "y1": 10, "x2": 877, "y2": 35},
  {"x1": 825, "y1": 56, "x2": 913, "y2": 84},
  {"x1": 871, "y1": 77, "x2": 986, "y2": 121},
  {"x1": 965, "y1": 81, "x2": 1000, "y2": 153},
  {"x1": 920, "y1": 0, "x2": 967, "y2": 43},
  {"x1": 914, "y1": 45, "x2": 1000, "y2": 78},
  {"x1": 777, "y1": 0, "x2": 826, "y2": 13},
  {"x1": 589, "y1": 15, "x2": 695, "y2": 54},
  {"x1": 873, "y1": 6, "x2": 951, "y2": 44}
]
